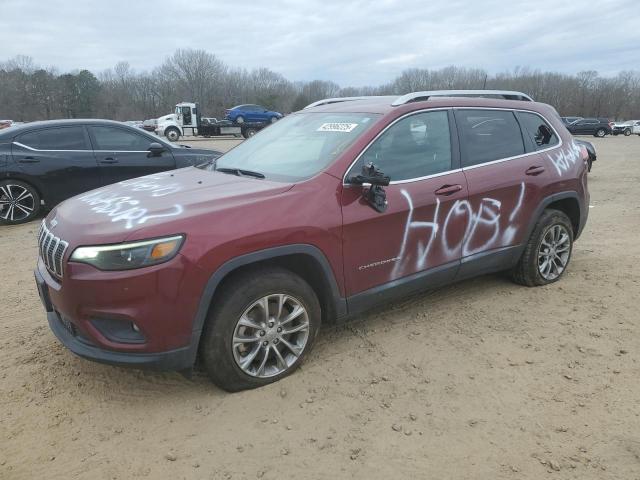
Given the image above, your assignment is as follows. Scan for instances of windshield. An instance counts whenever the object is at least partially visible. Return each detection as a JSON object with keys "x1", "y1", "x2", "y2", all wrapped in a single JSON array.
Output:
[{"x1": 208, "y1": 112, "x2": 381, "y2": 182}]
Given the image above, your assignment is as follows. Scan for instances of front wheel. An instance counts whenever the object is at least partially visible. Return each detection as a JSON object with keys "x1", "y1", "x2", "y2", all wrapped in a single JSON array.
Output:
[
  {"x1": 595, "y1": 128, "x2": 606, "y2": 137},
  {"x1": 511, "y1": 209, "x2": 573, "y2": 287},
  {"x1": 270, "y1": 116, "x2": 279, "y2": 124},
  {"x1": 200, "y1": 267, "x2": 321, "y2": 391},
  {"x1": 624, "y1": 128, "x2": 631, "y2": 136},
  {"x1": 235, "y1": 115, "x2": 245, "y2": 124},
  {"x1": 165, "y1": 127, "x2": 180, "y2": 142},
  {"x1": 0, "y1": 180, "x2": 41, "y2": 225}
]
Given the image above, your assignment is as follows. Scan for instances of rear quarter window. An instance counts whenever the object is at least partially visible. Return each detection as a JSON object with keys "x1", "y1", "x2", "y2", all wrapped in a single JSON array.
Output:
[
  {"x1": 455, "y1": 110, "x2": 525, "y2": 167},
  {"x1": 517, "y1": 111, "x2": 560, "y2": 150}
]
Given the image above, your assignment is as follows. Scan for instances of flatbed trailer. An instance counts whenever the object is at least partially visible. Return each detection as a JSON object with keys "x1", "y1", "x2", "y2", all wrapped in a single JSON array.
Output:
[{"x1": 156, "y1": 102, "x2": 269, "y2": 141}]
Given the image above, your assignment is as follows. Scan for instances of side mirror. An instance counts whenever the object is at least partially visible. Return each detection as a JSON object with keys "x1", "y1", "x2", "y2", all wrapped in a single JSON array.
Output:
[
  {"x1": 535, "y1": 125, "x2": 553, "y2": 146},
  {"x1": 148, "y1": 142, "x2": 165, "y2": 156},
  {"x1": 348, "y1": 163, "x2": 390, "y2": 213},
  {"x1": 348, "y1": 162, "x2": 390, "y2": 186}
]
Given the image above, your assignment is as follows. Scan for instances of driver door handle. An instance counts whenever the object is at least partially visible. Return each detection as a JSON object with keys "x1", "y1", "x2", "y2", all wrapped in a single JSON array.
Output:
[
  {"x1": 99, "y1": 158, "x2": 118, "y2": 164},
  {"x1": 435, "y1": 184, "x2": 463, "y2": 196},
  {"x1": 18, "y1": 157, "x2": 39, "y2": 163},
  {"x1": 526, "y1": 165, "x2": 545, "y2": 176}
]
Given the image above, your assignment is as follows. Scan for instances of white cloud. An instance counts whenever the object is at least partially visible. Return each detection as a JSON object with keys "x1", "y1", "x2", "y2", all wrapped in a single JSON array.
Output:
[{"x1": 1, "y1": 0, "x2": 639, "y2": 85}]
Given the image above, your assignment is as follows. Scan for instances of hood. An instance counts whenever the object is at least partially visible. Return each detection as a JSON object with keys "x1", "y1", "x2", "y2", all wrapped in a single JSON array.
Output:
[{"x1": 49, "y1": 167, "x2": 293, "y2": 245}]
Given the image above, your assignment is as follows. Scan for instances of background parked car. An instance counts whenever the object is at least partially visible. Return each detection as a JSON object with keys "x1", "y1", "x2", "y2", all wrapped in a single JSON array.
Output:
[
  {"x1": 0, "y1": 120, "x2": 13, "y2": 130},
  {"x1": 142, "y1": 118, "x2": 158, "y2": 132},
  {"x1": 0, "y1": 119, "x2": 221, "y2": 225},
  {"x1": 225, "y1": 104, "x2": 283, "y2": 124},
  {"x1": 565, "y1": 117, "x2": 613, "y2": 137},
  {"x1": 612, "y1": 120, "x2": 640, "y2": 136},
  {"x1": 123, "y1": 120, "x2": 144, "y2": 129},
  {"x1": 561, "y1": 116, "x2": 582, "y2": 125}
]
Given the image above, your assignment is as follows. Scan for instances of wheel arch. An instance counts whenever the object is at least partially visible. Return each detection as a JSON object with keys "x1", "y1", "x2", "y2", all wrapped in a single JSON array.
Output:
[
  {"x1": 524, "y1": 192, "x2": 583, "y2": 244},
  {"x1": 189, "y1": 244, "x2": 347, "y2": 361},
  {"x1": 164, "y1": 125, "x2": 182, "y2": 138},
  {"x1": 1, "y1": 174, "x2": 46, "y2": 205}
]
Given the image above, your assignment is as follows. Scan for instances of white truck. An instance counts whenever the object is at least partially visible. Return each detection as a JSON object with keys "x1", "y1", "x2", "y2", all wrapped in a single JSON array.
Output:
[{"x1": 156, "y1": 102, "x2": 267, "y2": 141}]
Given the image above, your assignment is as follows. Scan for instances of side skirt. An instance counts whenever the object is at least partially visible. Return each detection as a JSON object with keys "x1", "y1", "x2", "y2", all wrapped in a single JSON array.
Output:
[{"x1": 345, "y1": 260, "x2": 459, "y2": 318}]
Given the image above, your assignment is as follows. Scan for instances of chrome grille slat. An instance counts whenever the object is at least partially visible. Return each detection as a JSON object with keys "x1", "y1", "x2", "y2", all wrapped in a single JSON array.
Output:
[{"x1": 37, "y1": 220, "x2": 68, "y2": 278}]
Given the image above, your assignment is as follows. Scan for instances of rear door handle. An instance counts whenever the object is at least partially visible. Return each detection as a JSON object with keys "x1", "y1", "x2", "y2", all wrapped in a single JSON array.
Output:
[
  {"x1": 526, "y1": 165, "x2": 545, "y2": 176},
  {"x1": 435, "y1": 184, "x2": 463, "y2": 196},
  {"x1": 18, "y1": 157, "x2": 39, "y2": 163},
  {"x1": 99, "y1": 158, "x2": 118, "y2": 164}
]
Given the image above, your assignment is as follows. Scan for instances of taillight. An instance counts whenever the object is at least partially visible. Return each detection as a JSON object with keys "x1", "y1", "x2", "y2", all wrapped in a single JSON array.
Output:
[{"x1": 579, "y1": 145, "x2": 588, "y2": 160}]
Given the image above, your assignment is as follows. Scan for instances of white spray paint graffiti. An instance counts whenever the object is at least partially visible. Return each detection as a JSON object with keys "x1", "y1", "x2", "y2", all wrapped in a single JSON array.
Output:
[
  {"x1": 389, "y1": 138, "x2": 583, "y2": 279},
  {"x1": 547, "y1": 141, "x2": 582, "y2": 176},
  {"x1": 118, "y1": 171, "x2": 182, "y2": 197},
  {"x1": 78, "y1": 172, "x2": 185, "y2": 229},
  {"x1": 391, "y1": 182, "x2": 526, "y2": 279}
]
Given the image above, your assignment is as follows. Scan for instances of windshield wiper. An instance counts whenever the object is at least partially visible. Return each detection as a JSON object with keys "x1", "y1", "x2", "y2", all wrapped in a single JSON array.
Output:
[{"x1": 216, "y1": 167, "x2": 265, "y2": 179}]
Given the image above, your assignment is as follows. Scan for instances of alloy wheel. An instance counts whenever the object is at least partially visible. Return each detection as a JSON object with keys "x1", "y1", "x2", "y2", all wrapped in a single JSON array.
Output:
[
  {"x1": 537, "y1": 224, "x2": 571, "y2": 281},
  {"x1": 0, "y1": 184, "x2": 35, "y2": 222},
  {"x1": 232, "y1": 294, "x2": 310, "y2": 378}
]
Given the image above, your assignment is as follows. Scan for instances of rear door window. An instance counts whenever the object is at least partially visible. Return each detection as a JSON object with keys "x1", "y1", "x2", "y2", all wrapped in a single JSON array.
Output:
[
  {"x1": 455, "y1": 109, "x2": 525, "y2": 167},
  {"x1": 89, "y1": 126, "x2": 153, "y2": 151},
  {"x1": 17, "y1": 127, "x2": 90, "y2": 150},
  {"x1": 516, "y1": 111, "x2": 559, "y2": 150}
]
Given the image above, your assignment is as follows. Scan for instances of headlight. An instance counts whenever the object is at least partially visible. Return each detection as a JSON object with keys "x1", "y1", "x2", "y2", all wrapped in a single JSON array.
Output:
[{"x1": 70, "y1": 235, "x2": 184, "y2": 271}]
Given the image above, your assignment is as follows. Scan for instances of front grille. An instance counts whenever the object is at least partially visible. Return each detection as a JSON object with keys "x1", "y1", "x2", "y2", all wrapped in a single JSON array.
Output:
[{"x1": 38, "y1": 221, "x2": 69, "y2": 277}]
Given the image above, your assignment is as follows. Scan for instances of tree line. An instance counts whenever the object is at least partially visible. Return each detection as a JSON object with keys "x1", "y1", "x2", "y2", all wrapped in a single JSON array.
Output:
[{"x1": 1, "y1": 50, "x2": 640, "y2": 122}]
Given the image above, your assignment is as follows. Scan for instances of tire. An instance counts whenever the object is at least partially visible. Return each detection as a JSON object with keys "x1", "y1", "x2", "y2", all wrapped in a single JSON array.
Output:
[
  {"x1": 624, "y1": 128, "x2": 631, "y2": 136},
  {"x1": 0, "y1": 179, "x2": 41, "y2": 225},
  {"x1": 595, "y1": 128, "x2": 606, "y2": 137},
  {"x1": 270, "y1": 116, "x2": 279, "y2": 124},
  {"x1": 588, "y1": 158, "x2": 593, "y2": 172},
  {"x1": 199, "y1": 267, "x2": 321, "y2": 392},
  {"x1": 242, "y1": 128, "x2": 258, "y2": 139},
  {"x1": 511, "y1": 209, "x2": 573, "y2": 287},
  {"x1": 165, "y1": 127, "x2": 180, "y2": 142},
  {"x1": 235, "y1": 116, "x2": 245, "y2": 124}
]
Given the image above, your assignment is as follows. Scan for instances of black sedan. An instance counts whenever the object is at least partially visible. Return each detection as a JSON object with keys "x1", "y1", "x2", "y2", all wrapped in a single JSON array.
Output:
[
  {"x1": 565, "y1": 117, "x2": 613, "y2": 137},
  {"x1": 0, "y1": 119, "x2": 221, "y2": 225}
]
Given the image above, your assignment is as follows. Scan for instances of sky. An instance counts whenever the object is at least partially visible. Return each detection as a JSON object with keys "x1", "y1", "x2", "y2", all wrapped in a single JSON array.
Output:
[{"x1": 2, "y1": 0, "x2": 640, "y2": 86}]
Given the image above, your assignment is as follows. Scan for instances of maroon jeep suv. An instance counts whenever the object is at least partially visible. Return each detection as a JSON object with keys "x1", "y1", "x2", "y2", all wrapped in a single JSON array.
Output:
[{"x1": 35, "y1": 90, "x2": 590, "y2": 391}]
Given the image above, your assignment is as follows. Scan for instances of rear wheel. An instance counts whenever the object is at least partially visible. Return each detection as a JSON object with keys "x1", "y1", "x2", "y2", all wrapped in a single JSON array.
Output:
[
  {"x1": 235, "y1": 115, "x2": 245, "y2": 124},
  {"x1": 595, "y1": 128, "x2": 606, "y2": 137},
  {"x1": 511, "y1": 209, "x2": 573, "y2": 287},
  {"x1": 200, "y1": 267, "x2": 321, "y2": 391},
  {"x1": 270, "y1": 116, "x2": 279, "y2": 123},
  {"x1": 243, "y1": 127, "x2": 258, "y2": 139},
  {"x1": 0, "y1": 180, "x2": 41, "y2": 225}
]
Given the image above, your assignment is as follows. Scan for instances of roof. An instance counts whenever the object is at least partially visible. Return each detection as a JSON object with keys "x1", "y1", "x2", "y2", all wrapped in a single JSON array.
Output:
[
  {"x1": 0, "y1": 119, "x2": 130, "y2": 139},
  {"x1": 303, "y1": 96, "x2": 552, "y2": 116}
]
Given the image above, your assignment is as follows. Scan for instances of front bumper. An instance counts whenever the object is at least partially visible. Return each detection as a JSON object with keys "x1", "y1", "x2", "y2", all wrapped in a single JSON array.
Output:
[
  {"x1": 34, "y1": 255, "x2": 204, "y2": 371},
  {"x1": 46, "y1": 307, "x2": 194, "y2": 370}
]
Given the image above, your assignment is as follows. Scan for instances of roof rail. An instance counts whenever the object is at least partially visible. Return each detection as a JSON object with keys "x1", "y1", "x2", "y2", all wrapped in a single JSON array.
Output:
[
  {"x1": 391, "y1": 90, "x2": 533, "y2": 106},
  {"x1": 303, "y1": 96, "x2": 391, "y2": 109}
]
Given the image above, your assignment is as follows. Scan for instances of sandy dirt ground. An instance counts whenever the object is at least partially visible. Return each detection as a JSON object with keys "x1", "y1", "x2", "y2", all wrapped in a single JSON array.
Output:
[{"x1": 1, "y1": 136, "x2": 639, "y2": 479}]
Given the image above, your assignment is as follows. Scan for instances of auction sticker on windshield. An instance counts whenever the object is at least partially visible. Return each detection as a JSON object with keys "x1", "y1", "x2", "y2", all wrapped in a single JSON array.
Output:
[{"x1": 317, "y1": 123, "x2": 359, "y2": 133}]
